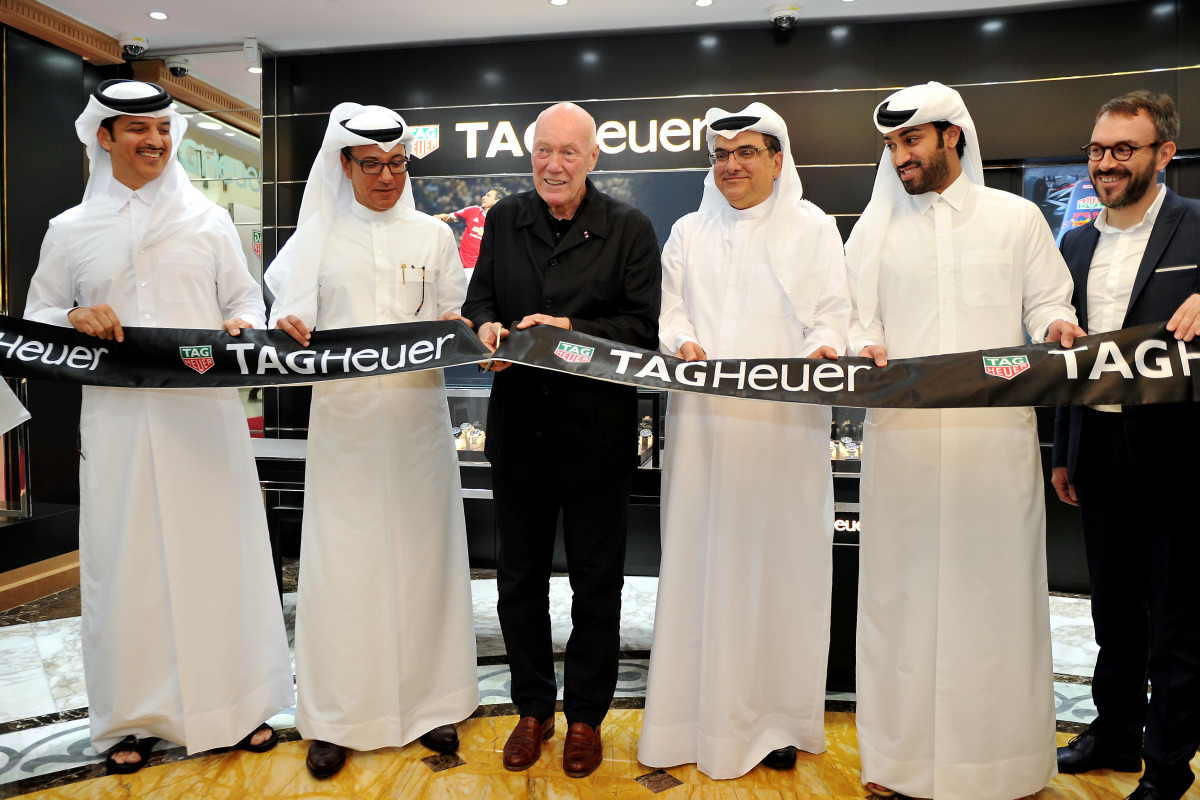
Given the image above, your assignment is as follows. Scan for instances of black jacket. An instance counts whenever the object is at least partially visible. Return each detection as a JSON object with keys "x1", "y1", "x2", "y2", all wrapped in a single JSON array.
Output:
[
  {"x1": 1052, "y1": 188, "x2": 1200, "y2": 482},
  {"x1": 462, "y1": 180, "x2": 662, "y2": 482}
]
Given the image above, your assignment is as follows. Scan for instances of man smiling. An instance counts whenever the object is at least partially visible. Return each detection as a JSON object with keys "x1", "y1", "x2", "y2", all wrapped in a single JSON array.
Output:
[
  {"x1": 462, "y1": 102, "x2": 660, "y2": 778},
  {"x1": 846, "y1": 81, "x2": 1081, "y2": 800},
  {"x1": 1053, "y1": 91, "x2": 1200, "y2": 800},
  {"x1": 268, "y1": 103, "x2": 477, "y2": 780},
  {"x1": 25, "y1": 79, "x2": 293, "y2": 773},
  {"x1": 640, "y1": 102, "x2": 849, "y2": 780}
]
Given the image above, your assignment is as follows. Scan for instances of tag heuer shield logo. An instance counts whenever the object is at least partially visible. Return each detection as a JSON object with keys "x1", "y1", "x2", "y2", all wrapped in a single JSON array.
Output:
[
  {"x1": 409, "y1": 125, "x2": 440, "y2": 159},
  {"x1": 554, "y1": 342, "x2": 594, "y2": 363},
  {"x1": 180, "y1": 345, "x2": 215, "y2": 374},
  {"x1": 983, "y1": 355, "x2": 1030, "y2": 380}
]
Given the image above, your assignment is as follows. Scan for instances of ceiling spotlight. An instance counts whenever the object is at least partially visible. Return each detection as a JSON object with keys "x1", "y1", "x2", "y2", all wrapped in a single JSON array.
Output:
[
  {"x1": 982, "y1": 19, "x2": 1004, "y2": 32},
  {"x1": 224, "y1": 132, "x2": 236, "y2": 137},
  {"x1": 248, "y1": 66, "x2": 263, "y2": 74},
  {"x1": 197, "y1": 121, "x2": 223, "y2": 130},
  {"x1": 695, "y1": 0, "x2": 713, "y2": 6},
  {"x1": 147, "y1": 11, "x2": 168, "y2": 20},
  {"x1": 549, "y1": 0, "x2": 568, "y2": 5}
]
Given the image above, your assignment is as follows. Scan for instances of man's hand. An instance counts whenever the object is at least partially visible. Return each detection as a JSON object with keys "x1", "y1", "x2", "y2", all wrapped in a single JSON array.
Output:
[
  {"x1": 434, "y1": 213, "x2": 455, "y2": 223},
  {"x1": 515, "y1": 314, "x2": 571, "y2": 331},
  {"x1": 223, "y1": 318, "x2": 253, "y2": 337},
  {"x1": 478, "y1": 321, "x2": 511, "y2": 372},
  {"x1": 807, "y1": 345, "x2": 839, "y2": 360},
  {"x1": 441, "y1": 311, "x2": 475, "y2": 329},
  {"x1": 275, "y1": 314, "x2": 311, "y2": 346},
  {"x1": 675, "y1": 341, "x2": 707, "y2": 361},
  {"x1": 1166, "y1": 293, "x2": 1200, "y2": 342},
  {"x1": 1046, "y1": 319, "x2": 1086, "y2": 349},
  {"x1": 859, "y1": 344, "x2": 888, "y2": 367},
  {"x1": 1050, "y1": 466, "x2": 1078, "y2": 506},
  {"x1": 67, "y1": 304, "x2": 124, "y2": 342}
]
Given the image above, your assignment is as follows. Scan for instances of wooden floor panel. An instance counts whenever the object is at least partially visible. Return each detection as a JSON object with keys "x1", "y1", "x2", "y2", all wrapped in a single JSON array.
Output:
[{"x1": 14, "y1": 710, "x2": 1200, "y2": 799}]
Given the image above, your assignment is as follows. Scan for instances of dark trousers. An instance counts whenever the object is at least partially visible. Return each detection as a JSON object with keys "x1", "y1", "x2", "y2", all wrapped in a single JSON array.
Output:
[
  {"x1": 1075, "y1": 407, "x2": 1200, "y2": 792},
  {"x1": 492, "y1": 470, "x2": 631, "y2": 728}
]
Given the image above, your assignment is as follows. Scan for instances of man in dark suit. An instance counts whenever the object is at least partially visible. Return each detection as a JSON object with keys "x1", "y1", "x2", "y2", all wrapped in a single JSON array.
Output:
[
  {"x1": 1052, "y1": 90, "x2": 1200, "y2": 800},
  {"x1": 462, "y1": 101, "x2": 661, "y2": 779}
]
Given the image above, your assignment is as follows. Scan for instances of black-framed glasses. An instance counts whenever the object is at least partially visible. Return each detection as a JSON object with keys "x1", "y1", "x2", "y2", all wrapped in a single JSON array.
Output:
[
  {"x1": 1081, "y1": 142, "x2": 1161, "y2": 162},
  {"x1": 345, "y1": 154, "x2": 409, "y2": 174},
  {"x1": 709, "y1": 146, "x2": 771, "y2": 166}
]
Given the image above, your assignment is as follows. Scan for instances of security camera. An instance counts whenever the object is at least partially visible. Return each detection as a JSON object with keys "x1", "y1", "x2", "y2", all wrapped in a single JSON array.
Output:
[
  {"x1": 768, "y1": 3, "x2": 799, "y2": 31},
  {"x1": 164, "y1": 56, "x2": 190, "y2": 78},
  {"x1": 118, "y1": 33, "x2": 148, "y2": 59}
]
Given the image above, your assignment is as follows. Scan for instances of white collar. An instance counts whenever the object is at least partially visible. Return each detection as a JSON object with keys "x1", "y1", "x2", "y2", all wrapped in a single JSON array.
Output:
[{"x1": 1094, "y1": 183, "x2": 1166, "y2": 234}]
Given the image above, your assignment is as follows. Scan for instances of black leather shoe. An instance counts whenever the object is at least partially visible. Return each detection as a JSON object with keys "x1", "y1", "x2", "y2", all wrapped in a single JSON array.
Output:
[
  {"x1": 419, "y1": 724, "x2": 459, "y2": 754},
  {"x1": 761, "y1": 745, "x2": 797, "y2": 770},
  {"x1": 1127, "y1": 781, "x2": 1186, "y2": 800},
  {"x1": 1057, "y1": 729, "x2": 1142, "y2": 774},
  {"x1": 306, "y1": 739, "x2": 347, "y2": 779}
]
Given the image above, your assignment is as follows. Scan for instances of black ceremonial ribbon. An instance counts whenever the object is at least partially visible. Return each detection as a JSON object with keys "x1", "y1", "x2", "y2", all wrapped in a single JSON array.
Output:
[
  {"x1": 490, "y1": 321, "x2": 1200, "y2": 408},
  {"x1": 0, "y1": 314, "x2": 1197, "y2": 408},
  {"x1": 0, "y1": 317, "x2": 490, "y2": 388}
]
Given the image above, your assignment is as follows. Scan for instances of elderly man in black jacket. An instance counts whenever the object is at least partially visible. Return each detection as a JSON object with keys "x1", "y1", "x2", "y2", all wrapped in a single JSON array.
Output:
[{"x1": 462, "y1": 101, "x2": 661, "y2": 779}]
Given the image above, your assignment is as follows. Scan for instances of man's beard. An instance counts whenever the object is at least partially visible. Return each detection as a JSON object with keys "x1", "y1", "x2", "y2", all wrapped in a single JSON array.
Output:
[
  {"x1": 1091, "y1": 156, "x2": 1157, "y2": 210},
  {"x1": 897, "y1": 141, "x2": 952, "y2": 196}
]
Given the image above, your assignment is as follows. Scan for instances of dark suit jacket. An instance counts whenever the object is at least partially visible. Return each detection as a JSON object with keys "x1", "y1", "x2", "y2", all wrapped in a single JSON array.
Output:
[
  {"x1": 462, "y1": 180, "x2": 662, "y2": 483},
  {"x1": 1052, "y1": 187, "x2": 1200, "y2": 482}
]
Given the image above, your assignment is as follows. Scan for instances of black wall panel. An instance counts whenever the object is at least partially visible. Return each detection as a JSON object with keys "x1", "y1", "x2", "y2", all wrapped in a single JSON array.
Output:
[
  {"x1": 265, "y1": 0, "x2": 1196, "y2": 245},
  {"x1": 3, "y1": 29, "x2": 93, "y2": 507}
]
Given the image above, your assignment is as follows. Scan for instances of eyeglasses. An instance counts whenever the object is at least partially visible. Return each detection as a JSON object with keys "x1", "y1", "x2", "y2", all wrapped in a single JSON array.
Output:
[
  {"x1": 709, "y1": 146, "x2": 771, "y2": 166},
  {"x1": 1081, "y1": 142, "x2": 1161, "y2": 162},
  {"x1": 345, "y1": 154, "x2": 409, "y2": 174}
]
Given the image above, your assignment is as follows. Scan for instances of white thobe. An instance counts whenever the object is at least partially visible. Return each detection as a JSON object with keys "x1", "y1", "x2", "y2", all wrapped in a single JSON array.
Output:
[
  {"x1": 640, "y1": 195, "x2": 851, "y2": 779},
  {"x1": 847, "y1": 173, "x2": 1075, "y2": 799},
  {"x1": 25, "y1": 179, "x2": 295, "y2": 755},
  {"x1": 270, "y1": 200, "x2": 478, "y2": 750}
]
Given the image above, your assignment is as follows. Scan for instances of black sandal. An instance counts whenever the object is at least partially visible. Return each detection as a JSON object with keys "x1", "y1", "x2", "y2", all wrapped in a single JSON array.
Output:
[
  {"x1": 236, "y1": 723, "x2": 280, "y2": 753},
  {"x1": 104, "y1": 735, "x2": 158, "y2": 774}
]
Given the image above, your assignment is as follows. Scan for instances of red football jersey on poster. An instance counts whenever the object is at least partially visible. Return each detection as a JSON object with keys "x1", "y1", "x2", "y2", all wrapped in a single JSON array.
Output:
[{"x1": 452, "y1": 206, "x2": 487, "y2": 269}]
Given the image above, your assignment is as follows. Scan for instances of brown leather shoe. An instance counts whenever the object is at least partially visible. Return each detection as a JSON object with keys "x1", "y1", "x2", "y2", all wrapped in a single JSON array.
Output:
[
  {"x1": 503, "y1": 716, "x2": 554, "y2": 771},
  {"x1": 563, "y1": 722, "x2": 603, "y2": 778},
  {"x1": 306, "y1": 739, "x2": 347, "y2": 779}
]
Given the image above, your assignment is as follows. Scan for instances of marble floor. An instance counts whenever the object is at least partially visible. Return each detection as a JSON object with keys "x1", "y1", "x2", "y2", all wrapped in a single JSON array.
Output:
[{"x1": 0, "y1": 580, "x2": 1112, "y2": 798}]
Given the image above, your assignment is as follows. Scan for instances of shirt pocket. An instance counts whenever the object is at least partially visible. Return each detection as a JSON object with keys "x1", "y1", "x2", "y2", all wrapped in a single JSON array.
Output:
[
  {"x1": 395, "y1": 264, "x2": 434, "y2": 321},
  {"x1": 961, "y1": 249, "x2": 1013, "y2": 307},
  {"x1": 155, "y1": 252, "x2": 215, "y2": 303}
]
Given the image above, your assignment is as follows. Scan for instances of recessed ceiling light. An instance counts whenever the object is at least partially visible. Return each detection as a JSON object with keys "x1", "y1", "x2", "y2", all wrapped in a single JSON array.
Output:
[
  {"x1": 247, "y1": 66, "x2": 262, "y2": 74},
  {"x1": 549, "y1": 0, "x2": 568, "y2": 5},
  {"x1": 699, "y1": 34, "x2": 718, "y2": 48},
  {"x1": 982, "y1": 19, "x2": 1003, "y2": 32},
  {"x1": 830, "y1": 25, "x2": 849, "y2": 39},
  {"x1": 224, "y1": 132, "x2": 235, "y2": 137},
  {"x1": 197, "y1": 121, "x2": 223, "y2": 130},
  {"x1": 147, "y1": 11, "x2": 168, "y2": 20},
  {"x1": 695, "y1": 0, "x2": 713, "y2": 6}
]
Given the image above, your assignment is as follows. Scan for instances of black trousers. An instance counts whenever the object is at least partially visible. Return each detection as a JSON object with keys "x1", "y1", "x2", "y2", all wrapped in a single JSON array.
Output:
[
  {"x1": 1074, "y1": 407, "x2": 1200, "y2": 792},
  {"x1": 492, "y1": 470, "x2": 631, "y2": 728}
]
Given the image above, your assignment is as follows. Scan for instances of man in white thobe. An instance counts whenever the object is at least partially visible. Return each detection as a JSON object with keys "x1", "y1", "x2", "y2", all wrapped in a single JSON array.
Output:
[
  {"x1": 639, "y1": 103, "x2": 850, "y2": 779},
  {"x1": 845, "y1": 81, "x2": 1084, "y2": 800},
  {"x1": 268, "y1": 104, "x2": 478, "y2": 779},
  {"x1": 25, "y1": 79, "x2": 294, "y2": 772}
]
